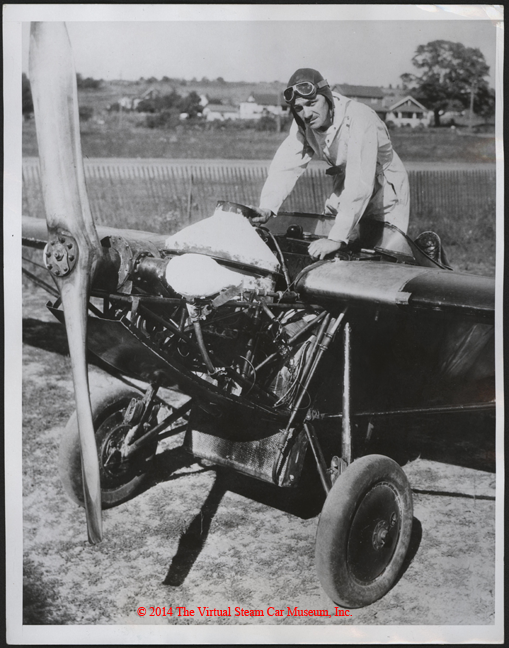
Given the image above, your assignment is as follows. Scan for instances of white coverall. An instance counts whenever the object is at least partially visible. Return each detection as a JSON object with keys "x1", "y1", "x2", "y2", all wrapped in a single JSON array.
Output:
[{"x1": 259, "y1": 92, "x2": 410, "y2": 247}]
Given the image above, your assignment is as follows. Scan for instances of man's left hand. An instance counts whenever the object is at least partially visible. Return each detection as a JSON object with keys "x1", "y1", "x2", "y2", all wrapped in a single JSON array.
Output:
[{"x1": 308, "y1": 238, "x2": 345, "y2": 260}]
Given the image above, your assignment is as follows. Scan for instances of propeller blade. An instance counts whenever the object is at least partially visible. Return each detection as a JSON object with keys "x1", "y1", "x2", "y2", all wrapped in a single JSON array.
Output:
[{"x1": 29, "y1": 22, "x2": 103, "y2": 543}]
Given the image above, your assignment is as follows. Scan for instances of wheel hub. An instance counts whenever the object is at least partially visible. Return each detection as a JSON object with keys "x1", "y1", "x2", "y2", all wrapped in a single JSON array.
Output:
[
  {"x1": 100, "y1": 422, "x2": 133, "y2": 482},
  {"x1": 372, "y1": 520, "x2": 389, "y2": 550},
  {"x1": 347, "y1": 482, "x2": 402, "y2": 584}
]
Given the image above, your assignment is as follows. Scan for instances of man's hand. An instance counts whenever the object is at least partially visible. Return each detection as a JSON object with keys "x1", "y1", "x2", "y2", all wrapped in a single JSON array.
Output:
[
  {"x1": 308, "y1": 238, "x2": 345, "y2": 260},
  {"x1": 248, "y1": 206, "x2": 273, "y2": 225}
]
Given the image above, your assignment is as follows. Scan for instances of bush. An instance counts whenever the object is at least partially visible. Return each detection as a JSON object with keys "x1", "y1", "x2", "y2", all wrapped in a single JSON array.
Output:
[
  {"x1": 255, "y1": 115, "x2": 278, "y2": 131},
  {"x1": 79, "y1": 106, "x2": 94, "y2": 122},
  {"x1": 144, "y1": 109, "x2": 180, "y2": 129}
]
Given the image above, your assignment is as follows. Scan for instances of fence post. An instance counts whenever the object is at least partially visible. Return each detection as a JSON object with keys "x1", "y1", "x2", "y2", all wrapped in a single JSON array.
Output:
[{"x1": 187, "y1": 171, "x2": 194, "y2": 224}]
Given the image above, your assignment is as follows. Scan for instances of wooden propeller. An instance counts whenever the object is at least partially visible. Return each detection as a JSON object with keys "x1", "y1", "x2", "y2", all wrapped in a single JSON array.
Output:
[{"x1": 29, "y1": 22, "x2": 104, "y2": 543}]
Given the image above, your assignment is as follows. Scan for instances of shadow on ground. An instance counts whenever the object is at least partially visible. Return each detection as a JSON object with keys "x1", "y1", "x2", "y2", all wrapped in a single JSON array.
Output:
[{"x1": 23, "y1": 314, "x2": 495, "y2": 597}]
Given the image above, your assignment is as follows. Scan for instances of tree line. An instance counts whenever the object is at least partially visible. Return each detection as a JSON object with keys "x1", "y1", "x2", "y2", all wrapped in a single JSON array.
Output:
[{"x1": 22, "y1": 40, "x2": 496, "y2": 127}]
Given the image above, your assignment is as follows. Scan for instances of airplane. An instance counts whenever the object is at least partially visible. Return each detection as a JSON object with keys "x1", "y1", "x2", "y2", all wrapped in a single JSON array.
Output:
[{"x1": 21, "y1": 22, "x2": 495, "y2": 609}]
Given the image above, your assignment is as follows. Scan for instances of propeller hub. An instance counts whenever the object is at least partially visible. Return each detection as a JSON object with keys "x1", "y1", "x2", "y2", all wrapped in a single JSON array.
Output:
[{"x1": 44, "y1": 234, "x2": 77, "y2": 277}]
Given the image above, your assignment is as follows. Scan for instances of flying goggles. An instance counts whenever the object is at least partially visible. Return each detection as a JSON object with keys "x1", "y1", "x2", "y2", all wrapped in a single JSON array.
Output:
[{"x1": 283, "y1": 79, "x2": 329, "y2": 103}]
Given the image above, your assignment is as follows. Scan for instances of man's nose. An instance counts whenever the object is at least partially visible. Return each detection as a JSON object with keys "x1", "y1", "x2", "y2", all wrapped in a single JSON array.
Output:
[{"x1": 303, "y1": 106, "x2": 313, "y2": 119}]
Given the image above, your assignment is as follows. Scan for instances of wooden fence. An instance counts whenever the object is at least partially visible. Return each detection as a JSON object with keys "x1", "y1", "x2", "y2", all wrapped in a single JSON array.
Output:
[{"x1": 22, "y1": 158, "x2": 496, "y2": 236}]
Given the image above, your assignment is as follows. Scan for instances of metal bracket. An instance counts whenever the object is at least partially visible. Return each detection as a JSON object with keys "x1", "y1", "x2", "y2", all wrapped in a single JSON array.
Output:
[
  {"x1": 327, "y1": 455, "x2": 348, "y2": 486},
  {"x1": 44, "y1": 233, "x2": 77, "y2": 277}
]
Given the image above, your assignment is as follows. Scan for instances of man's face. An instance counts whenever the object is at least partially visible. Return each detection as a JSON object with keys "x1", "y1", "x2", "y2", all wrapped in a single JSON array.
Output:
[{"x1": 293, "y1": 94, "x2": 331, "y2": 131}]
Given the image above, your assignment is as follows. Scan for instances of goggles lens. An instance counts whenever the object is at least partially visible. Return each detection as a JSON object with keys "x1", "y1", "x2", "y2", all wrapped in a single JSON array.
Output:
[{"x1": 283, "y1": 79, "x2": 328, "y2": 103}]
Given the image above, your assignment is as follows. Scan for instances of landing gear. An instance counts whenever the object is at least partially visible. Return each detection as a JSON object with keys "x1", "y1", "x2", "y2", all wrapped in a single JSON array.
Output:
[
  {"x1": 59, "y1": 383, "x2": 159, "y2": 509},
  {"x1": 315, "y1": 454, "x2": 413, "y2": 608}
]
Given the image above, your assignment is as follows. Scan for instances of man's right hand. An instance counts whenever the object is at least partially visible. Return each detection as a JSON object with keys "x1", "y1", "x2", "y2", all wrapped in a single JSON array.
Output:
[{"x1": 248, "y1": 206, "x2": 274, "y2": 225}]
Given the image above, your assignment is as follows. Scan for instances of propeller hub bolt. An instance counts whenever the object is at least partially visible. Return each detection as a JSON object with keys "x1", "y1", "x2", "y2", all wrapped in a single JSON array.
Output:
[{"x1": 43, "y1": 234, "x2": 78, "y2": 278}]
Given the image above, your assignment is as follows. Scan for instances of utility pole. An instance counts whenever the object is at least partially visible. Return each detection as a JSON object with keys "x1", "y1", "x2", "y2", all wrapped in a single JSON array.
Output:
[
  {"x1": 468, "y1": 80, "x2": 476, "y2": 131},
  {"x1": 276, "y1": 86, "x2": 281, "y2": 133}
]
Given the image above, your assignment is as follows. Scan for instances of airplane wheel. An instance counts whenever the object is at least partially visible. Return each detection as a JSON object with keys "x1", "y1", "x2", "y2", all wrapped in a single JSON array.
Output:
[
  {"x1": 58, "y1": 383, "x2": 158, "y2": 509},
  {"x1": 315, "y1": 454, "x2": 413, "y2": 608}
]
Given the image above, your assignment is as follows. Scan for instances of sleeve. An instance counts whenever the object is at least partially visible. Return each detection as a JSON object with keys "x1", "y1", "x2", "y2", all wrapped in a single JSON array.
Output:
[
  {"x1": 259, "y1": 120, "x2": 314, "y2": 215},
  {"x1": 327, "y1": 113, "x2": 378, "y2": 243}
]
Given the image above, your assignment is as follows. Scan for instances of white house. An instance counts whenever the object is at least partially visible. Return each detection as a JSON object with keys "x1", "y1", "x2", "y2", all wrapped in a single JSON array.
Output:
[
  {"x1": 117, "y1": 87, "x2": 162, "y2": 112},
  {"x1": 334, "y1": 84, "x2": 388, "y2": 121},
  {"x1": 239, "y1": 93, "x2": 288, "y2": 120},
  {"x1": 202, "y1": 104, "x2": 240, "y2": 122},
  {"x1": 335, "y1": 84, "x2": 432, "y2": 128},
  {"x1": 385, "y1": 96, "x2": 432, "y2": 128}
]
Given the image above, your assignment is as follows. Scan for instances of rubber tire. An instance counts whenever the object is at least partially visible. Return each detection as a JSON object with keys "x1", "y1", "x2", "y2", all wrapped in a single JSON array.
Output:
[
  {"x1": 315, "y1": 454, "x2": 413, "y2": 608},
  {"x1": 59, "y1": 383, "x2": 156, "y2": 509}
]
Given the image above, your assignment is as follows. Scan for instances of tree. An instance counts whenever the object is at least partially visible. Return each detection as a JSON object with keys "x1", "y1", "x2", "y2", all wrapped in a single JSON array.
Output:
[
  {"x1": 179, "y1": 91, "x2": 202, "y2": 118},
  {"x1": 474, "y1": 85, "x2": 496, "y2": 120},
  {"x1": 22, "y1": 73, "x2": 33, "y2": 119},
  {"x1": 401, "y1": 40, "x2": 493, "y2": 126},
  {"x1": 79, "y1": 105, "x2": 94, "y2": 122},
  {"x1": 76, "y1": 73, "x2": 102, "y2": 89}
]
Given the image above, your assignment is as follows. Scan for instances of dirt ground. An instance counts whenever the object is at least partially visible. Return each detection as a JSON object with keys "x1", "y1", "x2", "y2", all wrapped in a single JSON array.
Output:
[{"x1": 20, "y1": 285, "x2": 497, "y2": 631}]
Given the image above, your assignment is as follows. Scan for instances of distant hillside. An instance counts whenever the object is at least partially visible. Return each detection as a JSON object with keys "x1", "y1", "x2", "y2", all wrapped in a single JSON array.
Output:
[{"x1": 78, "y1": 79, "x2": 288, "y2": 112}]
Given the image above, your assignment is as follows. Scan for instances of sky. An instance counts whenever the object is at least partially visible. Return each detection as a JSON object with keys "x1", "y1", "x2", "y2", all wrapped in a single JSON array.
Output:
[{"x1": 16, "y1": 6, "x2": 501, "y2": 88}]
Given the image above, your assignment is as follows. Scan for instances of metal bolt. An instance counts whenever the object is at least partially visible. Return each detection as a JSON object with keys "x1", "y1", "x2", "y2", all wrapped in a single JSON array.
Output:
[
  {"x1": 69, "y1": 255, "x2": 75, "y2": 261},
  {"x1": 47, "y1": 263, "x2": 53, "y2": 270},
  {"x1": 67, "y1": 242, "x2": 73, "y2": 249},
  {"x1": 59, "y1": 236, "x2": 65, "y2": 244},
  {"x1": 54, "y1": 269, "x2": 60, "y2": 276},
  {"x1": 54, "y1": 251, "x2": 64, "y2": 261},
  {"x1": 45, "y1": 250, "x2": 51, "y2": 257}
]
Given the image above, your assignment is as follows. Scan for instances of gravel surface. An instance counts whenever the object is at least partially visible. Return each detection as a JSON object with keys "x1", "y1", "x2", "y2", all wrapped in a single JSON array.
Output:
[{"x1": 20, "y1": 285, "x2": 498, "y2": 639}]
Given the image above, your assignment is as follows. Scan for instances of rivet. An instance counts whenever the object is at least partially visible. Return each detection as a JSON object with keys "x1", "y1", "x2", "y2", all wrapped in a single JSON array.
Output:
[
  {"x1": 69, "y1": 255, "x2": 75, "y2": 261},
  {"x1": 47, "y1": 263, "x2": 53, "y2": 270},
  {"x1": 59, "y1": 236, "x2": 65, "y2": 244},
  {"x1": 67, "y1": 242, "x2": 73, "y2": 249}
]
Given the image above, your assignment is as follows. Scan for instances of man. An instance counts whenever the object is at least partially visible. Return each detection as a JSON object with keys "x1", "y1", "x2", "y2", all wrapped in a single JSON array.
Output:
[{"x1": 250, "y1": 68, "x2": 410, "y2": 260}]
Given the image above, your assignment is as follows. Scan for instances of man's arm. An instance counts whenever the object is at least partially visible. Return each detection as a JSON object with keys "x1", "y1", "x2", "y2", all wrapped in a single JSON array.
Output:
[{"x1": 259, "y1": 120, "x2": 314, "y2": 216}]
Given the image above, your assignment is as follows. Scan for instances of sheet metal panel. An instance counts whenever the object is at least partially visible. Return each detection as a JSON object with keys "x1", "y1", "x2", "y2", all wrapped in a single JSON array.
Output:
[{"x1": 295, "y1": 260, "x2": 494, "y2": 321}]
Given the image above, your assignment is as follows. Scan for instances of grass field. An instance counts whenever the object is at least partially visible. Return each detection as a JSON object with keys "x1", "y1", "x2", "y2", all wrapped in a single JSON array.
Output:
[
  {"x1": 22, "y1": 117, "x2": 496, "y2": 163},
  {"x1": 21, "y1": 103, "x2": 497, "y2": 278}
]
